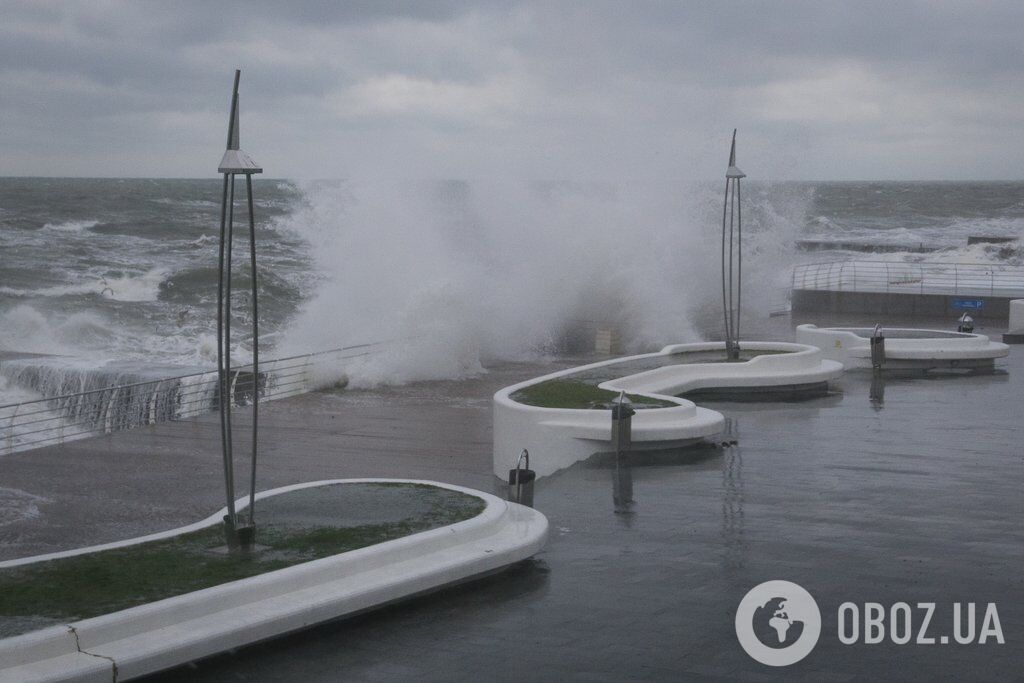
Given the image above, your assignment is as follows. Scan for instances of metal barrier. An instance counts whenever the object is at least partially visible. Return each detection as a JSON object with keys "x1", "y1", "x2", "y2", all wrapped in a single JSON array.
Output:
[
  {"x1": 791, "y1": 260, "x2": 1024, "y2": 297},
  {"x1": 0, "y1": 342, "x2": 388, "y2": 456}
]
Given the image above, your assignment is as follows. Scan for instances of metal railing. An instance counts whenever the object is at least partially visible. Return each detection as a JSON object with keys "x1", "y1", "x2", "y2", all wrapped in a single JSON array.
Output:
[
  {"x1": 791, "y1": 260, "x2": 1024, "y2": 298},
  {"x1": 0, "y1": 342, "x2": 388, "y2": 456}
]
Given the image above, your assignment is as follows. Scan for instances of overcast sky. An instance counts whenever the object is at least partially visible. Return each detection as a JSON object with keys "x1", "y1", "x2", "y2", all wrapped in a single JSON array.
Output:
[{"x1": 2, "y1": 1, "x2": 1022, "y2": 180}]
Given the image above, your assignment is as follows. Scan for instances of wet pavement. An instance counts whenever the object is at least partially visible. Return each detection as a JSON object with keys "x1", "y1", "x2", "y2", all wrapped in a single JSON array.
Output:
[
  {"x1": 2, "y1": 316, "x2": 1022, "y2": 679},
  {"x1": 155, "y1": 321, "x2": 1020, "y2": 680},
  {"x1": 0, "y1": 357, "x2": 580, "y2": 560}
]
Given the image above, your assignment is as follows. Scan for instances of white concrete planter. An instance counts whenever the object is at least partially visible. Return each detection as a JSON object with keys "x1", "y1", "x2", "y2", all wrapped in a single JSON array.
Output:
[
  {"x1": 1009, "y1": 299, "x2": 1024, "y2": 330},
  {"x1": 796, "y1": 324, "x2": 1010, "y2": 371},
  {"x1": 0, "y1": 479, "x2": 548, "y2": 682},
  {"x1": 494, "y1": 342, "x2": 842, "y2": 481}
]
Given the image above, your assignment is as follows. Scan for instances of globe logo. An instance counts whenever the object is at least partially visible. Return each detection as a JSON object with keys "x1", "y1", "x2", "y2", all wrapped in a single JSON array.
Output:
[
  {"x1": 735, "y1": 580, "x2": 821, "y2": 666},
  {"x1": 753, "y1": 596, "x2": 805, "y2": 648}
]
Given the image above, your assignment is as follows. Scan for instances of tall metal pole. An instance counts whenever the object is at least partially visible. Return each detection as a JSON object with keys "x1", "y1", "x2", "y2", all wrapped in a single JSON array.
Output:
[
  {"x1": 246, "y1": 174, "x2": 259, "y2": 525},
  {"x1": 215, "y1": 69, "x2": 263, "y2": 548},
  {"x1": 227, "y1": 71, "x2": 240, "y2": 149},
  {"x1": 736, "y1": 178, "x2": 742, "y2": 345},
  {"x1": 216, "y1": 174, "x2": 235, "y2": 525},
  {"x1": 224, "y1": 175, "x2": 236, "y2": 501},
  {"x1": 722, "y1": 129, "x2": 745, "y2": 360},
  {"x1": 728, "y1": 173, "x2": 736, "y2": 348},
  {"x1": 721, "y1": 176, "x2": 732, "y2": 350}
]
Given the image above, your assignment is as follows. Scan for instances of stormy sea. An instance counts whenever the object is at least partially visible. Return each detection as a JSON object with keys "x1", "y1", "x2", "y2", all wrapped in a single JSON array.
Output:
[{"x1": 1, "y1": 177, "x2": 1022, "y2": 410}]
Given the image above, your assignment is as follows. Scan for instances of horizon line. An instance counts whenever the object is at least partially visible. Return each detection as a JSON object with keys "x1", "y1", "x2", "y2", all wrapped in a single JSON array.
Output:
[{"x1": 2, "y1": 175, "x2": 1024, "y2": 184}]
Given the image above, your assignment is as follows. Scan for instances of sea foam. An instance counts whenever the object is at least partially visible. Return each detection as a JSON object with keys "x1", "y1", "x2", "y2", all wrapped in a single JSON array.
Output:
[{"x1": 275, "y1": 180, "x2": 808, "y2": 387}]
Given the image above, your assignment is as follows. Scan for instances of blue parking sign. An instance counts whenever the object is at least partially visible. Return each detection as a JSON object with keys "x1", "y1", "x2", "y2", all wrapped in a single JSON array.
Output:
[{"x1": 952, "y1": 298, "x2": 984, "y2": 311}]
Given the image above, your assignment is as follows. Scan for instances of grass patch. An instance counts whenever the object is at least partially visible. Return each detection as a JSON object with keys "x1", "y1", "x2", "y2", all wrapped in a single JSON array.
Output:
[
  {"x1": 509, "y1": 348, "x2": 794, "y2": 409},
  {"x1": 0, "y1": 483, "x2": 485, "y2": 635},
  {"x1": 510, "y1": 379, "x2": 675, "y2": 410}
]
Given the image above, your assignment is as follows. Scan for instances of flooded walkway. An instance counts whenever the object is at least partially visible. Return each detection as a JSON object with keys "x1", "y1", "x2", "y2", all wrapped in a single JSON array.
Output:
[
  {"x1": 2, "y1": 318, "x2": 1021, "y2": 679},
  {"x1": 0, "y1": 358, "x2": 579, "y2": 561}
]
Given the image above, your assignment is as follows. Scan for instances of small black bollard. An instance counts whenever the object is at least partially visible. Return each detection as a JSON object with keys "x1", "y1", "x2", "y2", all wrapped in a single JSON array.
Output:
[
  {"x1": 611, "y1": 393, "x2": 636, "y2": 513},
  {"x1": 611, "y1": 393, "x2": 635, "y2": 453},
  {"x1": 870, "y1": 324, "x2": 885, "y2": 371},
  {"x1": 508, "y1": 449, "x2": 536, "y2": 508}
]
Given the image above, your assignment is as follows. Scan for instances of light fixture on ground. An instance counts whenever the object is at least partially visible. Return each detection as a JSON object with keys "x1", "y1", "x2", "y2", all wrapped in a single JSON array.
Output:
[
  {"x1": 215, "y1": 69, "x2": 263, "y2": 550},
  {"x1": 721, "y1": 129, "x2": 745, "y2": 360},
  {"x1": 611, "y1": 391, "x2": 634, "y2": 514}
]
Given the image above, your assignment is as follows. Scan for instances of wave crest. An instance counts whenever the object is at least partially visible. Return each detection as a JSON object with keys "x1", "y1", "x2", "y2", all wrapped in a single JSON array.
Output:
[
  {"x1": 41, "y1": 219, "x2": 100, "y2": 233},
  {"x1": 276, "y1": 180, "x2": 809, "y2": 386},
  {"x1": 0, "y1": 268, "x2": 168, "y2": 302}
]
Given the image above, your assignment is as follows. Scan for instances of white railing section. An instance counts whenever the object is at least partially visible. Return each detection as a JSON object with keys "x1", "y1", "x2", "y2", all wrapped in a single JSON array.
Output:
[
  {"x1": 791, "y1": 260, "x2": 1024, "y2": 298},
  {"x1": 0, "y1": 342, "x2": 388, "y2": 456}
]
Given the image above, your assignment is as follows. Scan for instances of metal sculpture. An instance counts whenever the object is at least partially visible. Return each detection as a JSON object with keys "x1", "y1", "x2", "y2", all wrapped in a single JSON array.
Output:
[
  {"x1": 215, "y1": 70, "x2": 262, "y2": 548},
  {"x1": 721, "y1": 130, "x2": 745, "y2": 360}
]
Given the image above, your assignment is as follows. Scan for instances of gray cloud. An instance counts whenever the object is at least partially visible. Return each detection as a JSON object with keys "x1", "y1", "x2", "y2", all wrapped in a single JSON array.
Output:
[{"x1": 1, "y1": 0, "x2": 1022, "y2": 179}]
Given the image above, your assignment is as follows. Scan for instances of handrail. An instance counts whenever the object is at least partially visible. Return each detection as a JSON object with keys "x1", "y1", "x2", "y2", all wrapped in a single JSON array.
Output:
[
  {"x1": 0, "y1": 341, "x2": 394, "y2": 455},
  {"x1": 790, "y1": 260, "x2": 1024, "y2": 297},
  {"x1": 0, "y1": 340, "x2": 395, "y2": 412}
]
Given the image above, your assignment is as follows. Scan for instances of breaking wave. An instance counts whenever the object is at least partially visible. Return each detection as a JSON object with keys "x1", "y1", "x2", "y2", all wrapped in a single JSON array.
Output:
[
  {"x1": 276, "y1": 180, "x2": 809, "y2": 387},
  {"x1": 41, "y1": 219, "x2": 100, "y2": 233},
  {"x1": 0, "y1": 268, "x2": 168, "y2": 302}
]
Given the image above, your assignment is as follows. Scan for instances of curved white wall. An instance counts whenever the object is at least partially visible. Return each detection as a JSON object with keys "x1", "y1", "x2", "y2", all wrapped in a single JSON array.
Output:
[
  {"x1": 0, "y1": 480, "x2": 548, "y2": 681},
  {"x1": 796, "y1": 324, "x2": 1009, "y2": 370},
  {"x1": 494, "y1": 342, "x2": 842, "y2": 481},
  {"x1": 1010, "y1": 299, "x2": 1024, "y2": 330}
]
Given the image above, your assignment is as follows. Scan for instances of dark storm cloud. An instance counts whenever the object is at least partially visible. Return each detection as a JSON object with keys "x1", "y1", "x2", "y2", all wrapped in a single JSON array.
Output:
[{"x1": 1, "y1": 1, "x2": 1022, "y2": 179}]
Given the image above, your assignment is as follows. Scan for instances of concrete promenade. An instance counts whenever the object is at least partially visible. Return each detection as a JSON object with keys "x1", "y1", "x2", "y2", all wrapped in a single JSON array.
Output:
[
  {"x1": 0, "y1": 359, "x2": 575, "y2": 561},
  {"x1": 1, "y1": 316, "x2": 1021, "y2": 679},
  {"x1": 151, "y1": 329, "x2": 1021, "y2": 681}
]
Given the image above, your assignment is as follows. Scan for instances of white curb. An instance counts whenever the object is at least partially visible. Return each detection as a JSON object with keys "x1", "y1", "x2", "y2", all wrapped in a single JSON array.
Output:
[
  {"x1": 493, "y1": 342, "x2": 842, "y2": 480},
  {"x1": 796, "y1": 324, "x2": 1010, "y2": 370},
  {"x1": 0, "y1": 479, "x2": 548, "y2": 682}
]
